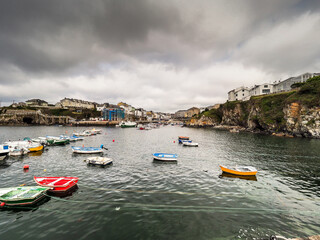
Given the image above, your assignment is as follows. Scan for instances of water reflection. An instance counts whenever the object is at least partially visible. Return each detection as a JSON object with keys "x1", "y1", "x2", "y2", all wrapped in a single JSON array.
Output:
[{"x1": 219, "y1": 172, "x2": 257, "y2": 181}]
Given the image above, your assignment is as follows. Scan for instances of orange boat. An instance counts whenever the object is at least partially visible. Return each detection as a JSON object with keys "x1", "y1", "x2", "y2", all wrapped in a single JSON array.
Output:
[
  {"x1": 219, "y1": 165, "x2": 257, "y2": 176},
  {"x1": 178, "y1": 136, "x2": 189, "y2": 140}
]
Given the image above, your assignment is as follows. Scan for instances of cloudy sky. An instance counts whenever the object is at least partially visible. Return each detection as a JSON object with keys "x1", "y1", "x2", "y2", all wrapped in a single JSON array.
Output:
[{"x1": 0, "y1": 0, "x2": 320, "y2": 112}]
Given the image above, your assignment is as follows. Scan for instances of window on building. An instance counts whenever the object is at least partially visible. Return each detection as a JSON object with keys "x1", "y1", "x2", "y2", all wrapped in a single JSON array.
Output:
[
  {"x1": 242, "y1": 89, "x2": 244, "y2": 92},
  {"x1": 264, "y1": 85, "x2": 268, "y2": 88},
  {"x1": 236, "y1": 94, "x2": 238, "y2": 96},
  {"x1": 262, "y1": 89, "x2": 270, "y2": 94},
  {"x1": 242, "y1": 94, "x2": 244, "y2": 96}
]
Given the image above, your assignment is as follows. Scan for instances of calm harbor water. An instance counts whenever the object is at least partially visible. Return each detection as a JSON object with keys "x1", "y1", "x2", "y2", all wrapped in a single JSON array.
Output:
[{"x1": 0, "y1": 125, "x2": 320, "y2": 240}]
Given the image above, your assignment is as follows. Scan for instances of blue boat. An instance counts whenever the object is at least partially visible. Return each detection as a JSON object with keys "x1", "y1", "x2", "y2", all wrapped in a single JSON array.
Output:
[
  {"x1": 178, "y1": 139, "x2": 192, "y2": 144},
  {"x1": 71, "y1": 145, "x2": 105, "y2": 154},
  {"x1": 153, "y1": 153, "x2": 177, "y2": 162}
]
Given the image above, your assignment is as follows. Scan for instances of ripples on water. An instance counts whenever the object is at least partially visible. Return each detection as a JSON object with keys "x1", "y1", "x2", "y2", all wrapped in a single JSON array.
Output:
[{"x1": 0, "y1": 126, "x2": 320, "y2": 240}]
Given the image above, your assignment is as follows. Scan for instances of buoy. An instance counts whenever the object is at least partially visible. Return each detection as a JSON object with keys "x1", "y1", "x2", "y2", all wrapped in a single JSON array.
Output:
[
  {"x1": 173, "y1": 141, "x2": 175, "y2": 143},
  {"x1": 0, "y1": 202, "x2": 5, "y2": 207},
  {"x1": 23, "y1": 165, "x2": 29, "y2": 170},
  {"x1": 112, "y1": 139, "x2": 115, "y2": 142}
]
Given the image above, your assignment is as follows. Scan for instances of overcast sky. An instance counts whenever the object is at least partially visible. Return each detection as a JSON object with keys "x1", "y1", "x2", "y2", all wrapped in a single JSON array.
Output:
[{"x1": 0, "y1": 0, "x2": 320, "y2": 112}]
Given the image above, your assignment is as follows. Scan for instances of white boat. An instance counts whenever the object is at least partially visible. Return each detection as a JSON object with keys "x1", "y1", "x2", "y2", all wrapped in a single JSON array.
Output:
[
  {"x1": 119, "y1": 121, "x2": 137, "y2": 128},
  {"x1": 90, "y1": 128, "x2": 102, "y2": 134},
  {"x1": 9, "y1": 146, "x2": 29, "y2": 156},
  {"x1": 0, "y1": 145, "x2": 10, "y2": 161},
  {"x1": 85, "y1": 157, "x2": 113, "y2": 166},
  {"x1": 183, "y1": 142, "x2": 199, "y2": 147},
  {"x1": 71, "y1": 145, "x2": 105, "y2": 154},
  {"x1": 153, "y1": 153, "x2": 178, "y2": 162},
  {"x1": 4, "y1": 140, "x2": 43, "y2": 152}
]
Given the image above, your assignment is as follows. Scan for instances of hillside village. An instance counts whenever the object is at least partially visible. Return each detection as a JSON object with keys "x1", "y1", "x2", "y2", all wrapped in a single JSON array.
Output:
[{"x1": 228, "y1": 72, "x2": 320, "y2": 101}]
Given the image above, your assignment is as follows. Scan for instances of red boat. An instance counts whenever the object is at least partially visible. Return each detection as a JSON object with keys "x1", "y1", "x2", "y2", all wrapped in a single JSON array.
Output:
[{"x1": 33, "y1": 176, "x2": 79, "y2": 193}]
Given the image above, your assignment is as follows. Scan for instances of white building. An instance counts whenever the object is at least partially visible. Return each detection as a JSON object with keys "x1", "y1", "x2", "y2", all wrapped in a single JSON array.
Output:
[
  {"x1": 228, "y1": 87, "x2": 250, "y2": 101},
  {"x1": 249, "y1": 83, "x2": 274, "y2": 97},
  {"x1": 228, "y1": 72, "x2": 320, "y2": 101}
]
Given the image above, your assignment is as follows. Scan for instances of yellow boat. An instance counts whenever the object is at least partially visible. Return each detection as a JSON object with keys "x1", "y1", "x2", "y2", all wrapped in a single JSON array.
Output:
[
  {"x1": 219, "y1": 165, "x2": 257, "y2": 176},
  {"x1": 28, "y1": 145, "x2": 44, "y2": 152}
]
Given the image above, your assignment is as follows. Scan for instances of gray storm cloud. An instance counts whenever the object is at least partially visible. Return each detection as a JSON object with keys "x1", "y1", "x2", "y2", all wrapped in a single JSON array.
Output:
[{"x1": 0, "y1": 0, "x2": 319, "y2": 111}]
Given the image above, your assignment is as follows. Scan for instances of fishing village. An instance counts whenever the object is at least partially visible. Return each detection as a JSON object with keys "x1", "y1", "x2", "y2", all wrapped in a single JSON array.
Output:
[{"x1": 1, "y1": 1, "x2": 320, "y2": 240}]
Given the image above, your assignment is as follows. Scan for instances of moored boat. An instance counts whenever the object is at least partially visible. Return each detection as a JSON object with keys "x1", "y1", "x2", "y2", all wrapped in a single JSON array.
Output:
[
  {"x1": 0, "y1": 186, "x2": 50, "y2": 208},
  {"x1": 71, "y1": 145, "x2": 105, "y2": 154},
  {"x1": 219, "y1": 165, "x2": 257, "y2": 176},
  {"x1": 183, "y1": 141, "x2": 199, "y2": 147},
  {"x1": 178, "y1": 136, "x2": 189, "y2": 140},
  {"x1": 0, "y1": 145, "x2": 10, "y2": 161},
  {"x1": 5, "y1": 140, "x2": 43, "y2": 152},
  {"x1": 119, "y1": 121, "x2": 137, "y2": 128},
  {"x1": 34, "y1": 176, "x2": 78, "y2": 193},
  {"x1": 9, "y1": 146, "x2": 29, "y2": 156},
  {"x1": 153, "y1": 153, "x2": 178, "y2": 162},
  {"x1": 85, "y1": 157, "x2": 113, "y2": 167}
]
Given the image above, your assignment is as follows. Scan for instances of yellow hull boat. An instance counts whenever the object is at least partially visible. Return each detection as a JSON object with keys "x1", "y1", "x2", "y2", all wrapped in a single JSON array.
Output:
[
  {"x1": 28, "y1": 145, "x2": 44, "y2": 152},
  {"x1": 219, "y1": 165, "x2": 257, "y2": 176}
]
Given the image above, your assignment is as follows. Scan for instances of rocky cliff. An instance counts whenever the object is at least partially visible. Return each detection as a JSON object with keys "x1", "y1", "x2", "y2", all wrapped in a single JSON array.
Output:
[{"x1": 188, "y1": 76, "x2": 320, "y2": 138}]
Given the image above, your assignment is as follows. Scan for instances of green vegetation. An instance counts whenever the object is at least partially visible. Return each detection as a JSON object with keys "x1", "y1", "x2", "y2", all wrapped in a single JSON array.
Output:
[
  {"x1": 286, "y1": 76, "x2": 320, "y2": 108},
  {"x1": 201, "y1": 108, "x2": 223, "y2": 123},
  {"x1": 191, "y1": 76, "x2": 320, "y2": 131}
]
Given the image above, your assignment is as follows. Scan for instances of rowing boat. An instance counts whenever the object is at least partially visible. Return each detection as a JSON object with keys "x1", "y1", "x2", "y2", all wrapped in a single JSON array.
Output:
[
  {"x1": 0, "y1": 186, "x2": 50, "y2": 208},
  {"x1": 153, "y1": 153, "x2": 178, "y2": 162},
  {"x1": 85, "y1": 157, "x2": 113, "y2": 167},
  {"x1": 219, "y1": 165, "x2": 257, "y2": 176},
  {"x1": 34, "y1": 176, "x2": 78, "y2": 193},
  {"x1": 71, "y1": 145, "x2": 104, "y2": 154}
]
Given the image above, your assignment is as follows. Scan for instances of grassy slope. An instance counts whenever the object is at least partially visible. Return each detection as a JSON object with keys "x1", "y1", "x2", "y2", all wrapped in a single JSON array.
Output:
[{"x1": 198, "y1": 76, "x2": 320, "y2": 129}]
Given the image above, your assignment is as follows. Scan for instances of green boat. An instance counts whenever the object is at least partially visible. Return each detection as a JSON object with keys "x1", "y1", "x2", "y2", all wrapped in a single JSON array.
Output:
[
  {"x1": 0, "y1": 186, "x2": 50, "y2": 207},
  {"x1": 47, "y1": 139, "x2": 70, "y2": 146}
]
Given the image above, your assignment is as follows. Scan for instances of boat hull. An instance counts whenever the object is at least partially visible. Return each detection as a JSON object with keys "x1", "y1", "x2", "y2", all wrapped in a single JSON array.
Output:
[
  {"x1": 219, "y1": 165, "x2": 257, "y2": 176},
  {"x1": 28, "y1": 145, "x2": 44, "y2": 152},
  {"x1": 0, "y1": 186, "x2": 50, "y2": 208},
  {"x1": 34, "y1": 176, "x2": 79, "y2": 193},
  {"x1": 153, "y1": 153, "x2": 178, "y2": 162}
]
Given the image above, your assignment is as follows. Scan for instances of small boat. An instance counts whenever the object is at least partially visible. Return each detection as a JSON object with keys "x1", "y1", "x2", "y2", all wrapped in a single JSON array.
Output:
[
  {"x1": 153, "y1": 153, "x2": 178, "y2": 162},
  {"x1": 179, "y1": 139, "x2": 192, "y2": 144},
  {"x1": 4, "y1": 140, "x2": 44, "y2": 152},
  {"x1": 0, "y1": 145, "x2": 10, "y2": 161},
  {"x1": 219, "y1": 165, "x2": 257, "y2": 176},
  {"x1": 0, "y1": 186, "x2": 50, "y2": 208},
  {"x1": 47, "y1": 138, "x2": 69, "y2": 146},
  {"x1": 9, "y1": 146, "x2": 29, "y2": 156},
  {"x1": 90, "y1": 128, "x2": 102, "y2": 134},
  {"x1": 183, "y1": 141, "x2": 199, "y2": 147},
  {"x1": 85, "y1": 157, "x2": 113, "y2": 167},
  {"x1": 70, "y1": 135, "x2": 84, "y2": 141},
  {"x1": 178, "y1": 136, "x2": 189, "y2": 140},
  {"x1": 71, "y1": 145, "x2": 105, "y2": 154},
  {"x1": 119, "y1": 121, "x2": 137, "y2": 128},
  {"x1": 34, "y1": 176, "x2": 78, "y2": 193}
]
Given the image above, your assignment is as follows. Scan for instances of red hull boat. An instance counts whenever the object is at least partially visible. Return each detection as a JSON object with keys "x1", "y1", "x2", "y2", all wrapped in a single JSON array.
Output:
[{"x1": 34, "y1": 176, "x2": 79, "y2": 193}]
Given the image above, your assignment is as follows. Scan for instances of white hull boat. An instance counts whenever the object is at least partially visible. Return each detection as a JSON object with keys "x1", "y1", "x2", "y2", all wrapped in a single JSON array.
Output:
[
  {"x1": 183, "y1": 142, "x2": 199, "y2": 147},
  {"x1": 153, "y1": 153, "x2": 178, "y2": 162},
  {"x1": 71, "y1": 145, "x2": 105, "y2": 154},
  {"x1": 85, "y1": 157, "x2": 113, "y2": 166}
]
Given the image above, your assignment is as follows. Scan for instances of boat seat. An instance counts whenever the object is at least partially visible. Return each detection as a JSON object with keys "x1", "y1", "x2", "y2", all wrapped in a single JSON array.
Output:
[{"x1": 48, "y1": 178, "x2": 64, "y2": 186}]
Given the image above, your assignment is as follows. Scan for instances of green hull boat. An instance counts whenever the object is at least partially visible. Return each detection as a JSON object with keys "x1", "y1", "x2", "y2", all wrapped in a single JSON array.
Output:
[
  {"x1": 47, "y1": 139, "x2": 70, "y2": 146},
  {"x1": 0, "y1": 186, "x2": 50, "y2": 207}
]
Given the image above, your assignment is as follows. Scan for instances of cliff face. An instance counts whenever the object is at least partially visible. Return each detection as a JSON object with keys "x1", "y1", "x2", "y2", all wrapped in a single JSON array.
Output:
[{"x1": 188, "y1": 76, "x2": 320, "y2": 138}]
